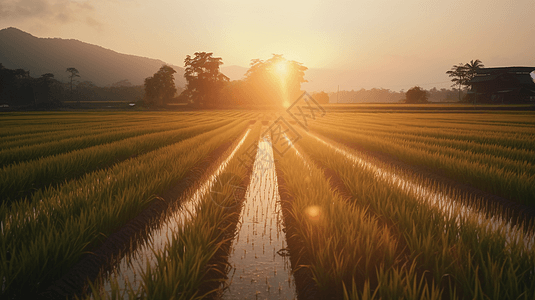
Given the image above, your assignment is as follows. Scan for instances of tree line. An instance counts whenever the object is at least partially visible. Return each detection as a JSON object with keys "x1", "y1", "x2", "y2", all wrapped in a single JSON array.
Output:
[
  {"x1": 327, "y1": 87, "x2": 462, "y2": 104},
  {"x1": 143, "y1": 52, "x2": 309, "y2": 108},
  {"x1": 1, "y1": 56, "x2": 487, "y2": 109},
  {"x1": 0, "y1": 64, "x2": 144, "y2": 107},
  {"x1": 143, "y1": 53, "x2": 480, "y2": 108}
]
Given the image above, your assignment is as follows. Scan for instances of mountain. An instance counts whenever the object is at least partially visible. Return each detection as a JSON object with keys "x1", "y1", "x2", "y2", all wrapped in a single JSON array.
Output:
[
  {"x1": 220, "y1": 65, "x2": 248, "y2": 81},
  {"x1": 0, "y1": 27, "x2": 186, "y2": 87}
]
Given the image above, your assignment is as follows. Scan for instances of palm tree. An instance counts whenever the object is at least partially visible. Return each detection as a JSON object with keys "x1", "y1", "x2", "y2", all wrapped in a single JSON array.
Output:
[{"x1": 464, "y1": 59, "x2": 484, "y2": 82}]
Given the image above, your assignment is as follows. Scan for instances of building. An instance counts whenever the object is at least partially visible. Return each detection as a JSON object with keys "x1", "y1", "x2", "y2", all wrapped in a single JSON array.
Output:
[{"x1": 467, "y1": 67, "x2": 535, "y2": 103}]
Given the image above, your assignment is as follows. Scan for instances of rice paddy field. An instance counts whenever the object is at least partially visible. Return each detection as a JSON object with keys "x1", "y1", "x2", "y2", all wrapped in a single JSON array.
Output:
[{"x1": 1, "y1": 109, "x2": 534, "y2": 299}]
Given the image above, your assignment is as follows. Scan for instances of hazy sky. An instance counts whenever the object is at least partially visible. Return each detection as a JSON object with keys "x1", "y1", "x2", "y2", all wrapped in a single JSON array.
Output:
[{"x1": 1, "y1": 0, "x2": 534, "y2": 91}]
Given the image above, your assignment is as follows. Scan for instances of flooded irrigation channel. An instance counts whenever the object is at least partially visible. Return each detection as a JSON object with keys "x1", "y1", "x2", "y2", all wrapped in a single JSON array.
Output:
[
  {"x1": 91, "y1": 129, "x2": 297, "y2": 299},
  {"x1": 93, "y1": 129, "x2": 251, "y2": 296},
  {"x1": 221, "y1": 136, "x2": 296, "y2": 299},
  {"x1": 308, "y1": 132, "x2": 535, "y2": 251}
]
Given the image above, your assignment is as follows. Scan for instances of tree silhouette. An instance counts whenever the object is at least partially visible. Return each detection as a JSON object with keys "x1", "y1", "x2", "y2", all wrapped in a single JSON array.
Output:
[
  {"x1": 144, "y1": 65, "x2": 177, "y2": 106},
  {"x1": 66, "y1": 67, "x2": 80, "y2": 102},
  {"x1": 312, "y1": 91, "x2": 329, "y2": 104},
  {"x1": 446, "y1": 60, "x2": 483, "y2": 102},
  {"x1": 37, "y1": 73, "x2": 55, "y2": 105},
  {"x1": 405, "y1": 86, "x2": 428, "y2": 103},
  {"x1": 181, "y1": 52, "x2": 229, "y2": 107},
  {"x1": 446, "y1": 63, "x2": 467, "y2": 102},
  {"x1": 464, "y1": 59, "x2": 484, "y2": 83},
  {"x1": 243, "y1": 54, "x2": 307, "y2": 107}
]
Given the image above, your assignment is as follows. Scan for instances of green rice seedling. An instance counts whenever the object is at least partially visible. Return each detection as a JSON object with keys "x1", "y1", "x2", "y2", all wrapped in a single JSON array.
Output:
[
  {"x1": 0, "y1": 115, "x2": 220, "y2": 166},
  {"x1": 297, "y1": 131, "x2": 535, "y2": 299},
  {"x1": 86, "y1": 123, "x2": 263, "y2": 299},
  {"x1": 310, "y1": 121, "x2": 535, "y2": 205},
  {"x1": 135, "y1": 125, "x2": 262, "y2": 299},
  {"x1": 1, "y1": 118, "x2": 250, "y2": 297},
  {"x1": 316, "y1": 120, "x2": 535, "y2": 167},
  {"x1": 0, "y1": 111, "x2": 247, "y2": 148},
  {"x1": 318, "y1": 124, "x2": 535, "y2": 176},
  {"x1": 274, "y1": 144, "x2": 411, "y2": 298},
  {"x1": 0, "y1": 119, "x2": 233, "y2": 204},
  {"x1": 316, "y1": 112, "x2": 535, "y2": 151}
]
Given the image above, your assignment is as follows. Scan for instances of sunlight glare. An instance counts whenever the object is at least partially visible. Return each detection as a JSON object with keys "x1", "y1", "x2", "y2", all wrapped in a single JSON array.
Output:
[
  {"x1": 283, "y1": 100, "x2": 290, "y2": 108},
  {"x1": 274, "y1": 60, "x2": 289, "y2": 79},
  {"x1": 305, "y1": 205, "x2": 321, "y2": 221}
]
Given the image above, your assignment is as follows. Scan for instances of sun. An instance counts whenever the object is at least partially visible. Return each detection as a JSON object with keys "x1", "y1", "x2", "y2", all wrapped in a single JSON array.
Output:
[{"x1": 273, "y1": 60, "x2": 290, "y2": 79}]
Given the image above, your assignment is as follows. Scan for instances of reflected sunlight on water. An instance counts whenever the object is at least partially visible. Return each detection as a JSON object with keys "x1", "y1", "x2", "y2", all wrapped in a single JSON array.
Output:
[
  {"x1": 96, "y1": 129, "x2": 251, "y2": 295},
  {"x1": 222, "y1": 136, "x2": 297, "y2": 300},
  {"x1": 309, "y1": 132, "x2": 535, "y2": 252}
]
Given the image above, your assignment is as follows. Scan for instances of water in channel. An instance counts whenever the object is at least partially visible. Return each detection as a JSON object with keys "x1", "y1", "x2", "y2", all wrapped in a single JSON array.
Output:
[
  {"x1": 94, "y1": 130, "x2": 251, "y2": 296},
  {"x1": 222, "y1": 136, "x2": 297, "y2": 300},
  {"x1": 308, "y1": 132, "x2": 535, "y2": 251}
]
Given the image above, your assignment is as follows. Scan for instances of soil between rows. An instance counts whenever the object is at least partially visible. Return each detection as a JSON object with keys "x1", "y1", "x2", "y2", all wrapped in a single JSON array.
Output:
[
  {"x1": 313, "y1": 131, "x2": 535, "y2": 227},
  {"x1": 42, "y1": 129, "x2": 248, "y2": 299}
]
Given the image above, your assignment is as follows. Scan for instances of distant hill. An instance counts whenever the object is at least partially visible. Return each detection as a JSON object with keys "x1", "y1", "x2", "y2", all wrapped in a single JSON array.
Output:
[
  {"x1": 0, "y1": 27, "x2": 186, "y2": 87},
  {"x1": 221, "y1": 65, "x2": 248, "y2": 81}
]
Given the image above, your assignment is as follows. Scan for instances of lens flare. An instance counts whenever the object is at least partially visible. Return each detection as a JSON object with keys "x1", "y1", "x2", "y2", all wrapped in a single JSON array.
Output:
[{"x1": 305, "y1": 205, "x2": 321, "y2": 221}]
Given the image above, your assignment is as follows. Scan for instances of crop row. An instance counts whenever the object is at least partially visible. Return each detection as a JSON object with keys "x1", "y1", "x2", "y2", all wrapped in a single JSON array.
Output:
[
  {"x1": 316, "y1": 118, "x2": 535, "y2": 163},
  {"x1": 0, "y1": 112, "x2": 158, "y2": 138},
  {"x1": 0, "y1": 113, "x2": 222, "y2": 151},
  {"x1": 317, "y1": 113, "x2": 535, "y2": 151},
  {"x1": 0, "y1": 118, "x2": 250, "y2": 297},
  {"x1": 274, "y1": 130, "x2": 535, "y2": 299},
  {"x1": 0, "y1": 118, "x2": 235, "y2": 204},
  {"x1": 274, "y1": 138, "x2": 440, "y2": 299},
  {"x1": 88, "y1": 123, "x2": 263, "y2": 299},
  {"x1": 0, "y1": 117, "x2": 226, "y2": 167},
  {"x1": 0, "y1": 111, "x2": 252, "y2": 139},
  {"x1": 311, "y1": 113, "x2": 535, "y2": 205}
]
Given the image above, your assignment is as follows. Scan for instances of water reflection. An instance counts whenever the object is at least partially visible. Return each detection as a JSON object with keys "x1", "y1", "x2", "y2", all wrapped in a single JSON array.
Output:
[
  {"x1": 222, "y1": 136, "x2": 297, "y2": 300},
  {"x1": 308, "y1": 132, "x2": 535, "y2": 252},
  {"x1": 94, "y1": 129, "x2": 251, "y2": 296}
]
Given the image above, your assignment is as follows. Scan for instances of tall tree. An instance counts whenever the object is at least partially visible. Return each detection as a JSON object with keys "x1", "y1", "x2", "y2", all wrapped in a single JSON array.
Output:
[
  {"x1": 66, "y1": 67, "x2": 80, "y2": 102},
  {"x1": 144, "y1": 65, "x2": 177, "y2": 106},
  {"x1": 446, "y1": 60, "x2": 484, "y2": 102},
  {"x1": 243, "y1": 54, "x2": 307, "y2": 107},
  {"x1": 446, "y1": 63, "x2": 467, "y2": 102},
  {"x1": 405, "y1": 86, "x2": 428, "y2": 103},
  {"x1": 36, "y1": 73, "x2": 55, "y2": 105},
  {"x1": 181, "y1": 52, "x2": 229, "y2": 107},
  {"x1": 464, "y1": 59, "x2": 484, "y2": 83}
]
